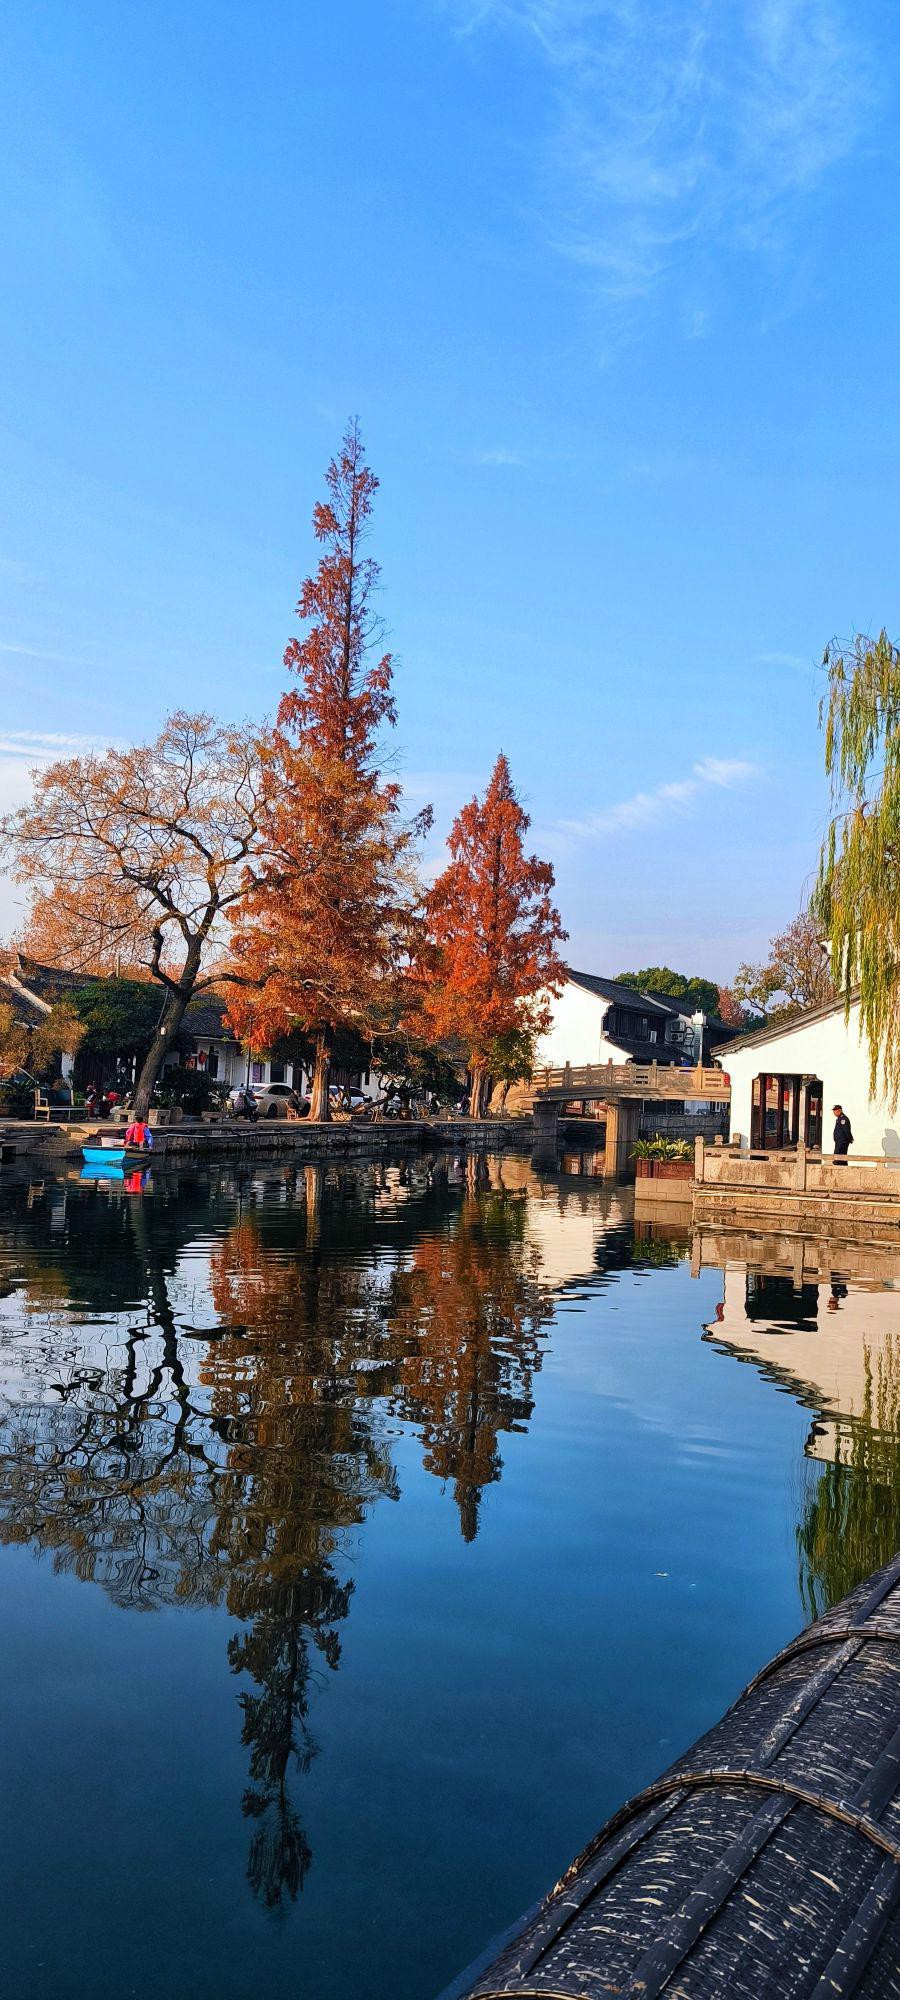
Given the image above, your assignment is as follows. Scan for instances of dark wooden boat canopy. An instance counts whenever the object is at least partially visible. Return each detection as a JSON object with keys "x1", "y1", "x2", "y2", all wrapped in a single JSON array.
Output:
[{"x1": 443, "y1": 1555, "x2": 900, "y2": 1998}]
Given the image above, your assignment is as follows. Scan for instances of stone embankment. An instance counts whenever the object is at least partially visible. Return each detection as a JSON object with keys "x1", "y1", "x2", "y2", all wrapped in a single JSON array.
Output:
[
  {"x1": 692, "y1": 1136, "x2": 900, "y2": 1241},
  {"x1": 0, "y1": 1114, "x2": 534, "y2": 1168}
]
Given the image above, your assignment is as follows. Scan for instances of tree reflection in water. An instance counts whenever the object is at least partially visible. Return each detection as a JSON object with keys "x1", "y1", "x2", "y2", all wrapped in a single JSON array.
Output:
[
  {"x1": 386, "y1": 1159, "x2": 554, "y2": 1540},
  {"x1": 207, "y1": 1198, "x2": 400, "y2": 1908},
  {"x1": 798, "y1": 1331, "x2": 900, "y2": 1621},
  {"x1": 0, "y1": 1158, "x2": 556, "y2": 1910}
]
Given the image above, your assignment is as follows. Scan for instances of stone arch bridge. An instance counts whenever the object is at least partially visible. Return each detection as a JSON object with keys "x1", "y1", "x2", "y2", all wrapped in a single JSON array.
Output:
[{"x1": 530, "y1": 1061, "x2": 731, "y2": 1176}]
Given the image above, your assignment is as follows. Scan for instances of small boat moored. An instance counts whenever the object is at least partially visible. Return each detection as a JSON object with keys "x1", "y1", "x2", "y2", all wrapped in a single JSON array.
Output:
[
  {"x1": 442, "y1": 1554, "x2": 900, "y2": 2000},
  {"x1": 81, "y1": 1144, "x2": 151, "y2": 1169}
]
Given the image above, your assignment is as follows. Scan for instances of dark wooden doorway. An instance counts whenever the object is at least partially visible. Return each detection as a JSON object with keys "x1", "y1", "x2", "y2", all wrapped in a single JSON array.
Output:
[{"x1": 751, "y1": 1074, "x2": 822, "y2": 1150}]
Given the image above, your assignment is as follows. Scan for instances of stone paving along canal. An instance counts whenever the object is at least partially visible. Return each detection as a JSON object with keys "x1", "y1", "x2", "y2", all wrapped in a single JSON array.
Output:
[{"x1": 0, "y1": 1151, "x2": 898, "y2": 2000}]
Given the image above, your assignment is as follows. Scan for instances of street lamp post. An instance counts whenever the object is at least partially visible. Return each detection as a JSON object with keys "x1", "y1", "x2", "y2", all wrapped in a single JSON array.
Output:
[{"x1": 692, "y1": 1010, "x2": 705, "y2": 1071}]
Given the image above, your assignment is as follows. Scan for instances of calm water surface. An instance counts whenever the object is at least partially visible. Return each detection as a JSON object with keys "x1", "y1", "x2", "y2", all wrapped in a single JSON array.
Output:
[{"x1": 1, "y1": 1151, "x2": 899, "y2": 2000}]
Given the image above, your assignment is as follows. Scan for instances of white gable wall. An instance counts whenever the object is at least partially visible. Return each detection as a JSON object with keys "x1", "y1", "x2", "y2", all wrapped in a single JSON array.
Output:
[
  {"x1": 535, "y1": 982, "x2": 630, "y2": 1068},
  {"x1": 725, "y1": 999, "x2": 900, "y2": 1156}
]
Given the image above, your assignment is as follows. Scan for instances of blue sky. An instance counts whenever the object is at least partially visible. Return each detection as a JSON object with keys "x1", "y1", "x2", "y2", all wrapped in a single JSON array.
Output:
[{"x1": 1, "y1": 0, "x2": 898, "y2": 978}]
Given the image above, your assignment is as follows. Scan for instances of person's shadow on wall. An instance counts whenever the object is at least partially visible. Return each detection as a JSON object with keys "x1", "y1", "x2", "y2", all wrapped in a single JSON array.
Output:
[{"x1": 881, "y1": 1129, "x2": 900, "y2": 1157}]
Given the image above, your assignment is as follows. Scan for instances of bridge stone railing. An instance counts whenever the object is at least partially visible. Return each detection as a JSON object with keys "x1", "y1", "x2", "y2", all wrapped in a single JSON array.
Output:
[{"x1": 533, "y1": 1061, "x2": 730, "y2": 1103}]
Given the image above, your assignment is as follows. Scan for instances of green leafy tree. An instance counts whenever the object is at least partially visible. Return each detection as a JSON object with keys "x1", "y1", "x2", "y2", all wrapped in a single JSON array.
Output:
[
  {"x1": 615, "y1": 967, "x2": 720, "y2": 1015},
  {"x1": 372, "y1": 1032, "x2": 462, "y2": 1104},
  {"x1": 485, "y1": 1023, "x2": 536, "y2": 1109},
  {"x1": 74, "y1": 978, "x2": 163, "y2": 1058},
  {"x1": 815, "y1": 629, "x2": 900, "y2": 1101}
]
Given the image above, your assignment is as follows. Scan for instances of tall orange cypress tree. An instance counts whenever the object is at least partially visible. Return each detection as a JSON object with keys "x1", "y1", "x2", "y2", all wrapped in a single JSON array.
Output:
[
  {"x1": 228, "y1": 421, "x2": 427, "y2": 1118},
  {"x1": 424, "y1": 754, "x2": 567, "y2": 1115}
]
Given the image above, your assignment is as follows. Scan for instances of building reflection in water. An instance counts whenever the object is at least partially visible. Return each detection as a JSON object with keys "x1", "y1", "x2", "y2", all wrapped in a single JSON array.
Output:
[{"x1": 701, "y1": 1248, "x2": 900, "y2": 1621}]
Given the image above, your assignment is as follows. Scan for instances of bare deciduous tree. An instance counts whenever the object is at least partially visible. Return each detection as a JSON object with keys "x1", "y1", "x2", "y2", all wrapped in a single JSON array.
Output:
[{"x1": 1, "y1": 712, "x2": 263, "y2": 1116}]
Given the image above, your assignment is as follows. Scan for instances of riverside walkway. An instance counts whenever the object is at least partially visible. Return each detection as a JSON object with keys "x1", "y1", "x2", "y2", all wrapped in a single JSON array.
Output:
[{"x1": 0, "y1": 1112, "x2": 532, "y2": 1168}]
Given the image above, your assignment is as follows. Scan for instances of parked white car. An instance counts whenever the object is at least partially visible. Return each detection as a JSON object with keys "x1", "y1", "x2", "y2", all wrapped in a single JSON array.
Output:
[{"x1": 250, "y1": 1082, "x2": 304, "y2": 1120}]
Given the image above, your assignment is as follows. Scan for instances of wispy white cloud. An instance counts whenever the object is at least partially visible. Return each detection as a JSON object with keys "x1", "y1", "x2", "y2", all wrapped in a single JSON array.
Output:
[
  {"x1": 559, "y1": 753, "x2": 757, "y2": 837},
  {"x1": 0, "y1": 731, "x2": 108, "y2": 757},
  {"x1": 758, "y1": 648, "x2": 810, "y2": 671},
  {"x1": 0, "y1": 731, "x2": 118, "y2": 813},
  {"x1": 0, "y1": 640, "x2": 92, "y2": 665},
  {"x1": 446, "y1": 0, "x2": 876, "y2": 315},
  {"x1": 473, "y1": 446, "x2": 525, "y2": 466}
]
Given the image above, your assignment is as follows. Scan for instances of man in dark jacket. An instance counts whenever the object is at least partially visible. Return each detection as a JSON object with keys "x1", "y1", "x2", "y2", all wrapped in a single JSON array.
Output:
[{"x1": 832, "y1": 1105, "x2": 853, "y2": 1160}]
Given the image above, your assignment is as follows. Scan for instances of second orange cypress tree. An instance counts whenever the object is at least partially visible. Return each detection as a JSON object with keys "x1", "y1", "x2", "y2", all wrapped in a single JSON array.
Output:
[{"x1": 424, "y1": 754, "x2": 567, "y2": 1115}]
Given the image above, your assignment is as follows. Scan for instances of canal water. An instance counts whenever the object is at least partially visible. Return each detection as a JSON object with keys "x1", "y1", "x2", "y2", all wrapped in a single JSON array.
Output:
[{"x1": 1, "y1": 1153, "x2": 898, "y2": 2000}]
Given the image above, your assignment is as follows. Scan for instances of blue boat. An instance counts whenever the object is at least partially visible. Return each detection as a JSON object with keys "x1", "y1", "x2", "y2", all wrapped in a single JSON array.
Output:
[
  {"x1": 80, "y1": 1162, "x2": 152, "y2": 1186},
  {"x1": 81, "y1": 1145, "x2": 149, "y2": 1168}
]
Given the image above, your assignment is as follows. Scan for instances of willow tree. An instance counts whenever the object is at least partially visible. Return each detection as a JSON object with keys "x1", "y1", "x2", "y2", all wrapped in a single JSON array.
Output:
[{"x1": 816, "y1": 630, "x2": 900, "y2": 1104}]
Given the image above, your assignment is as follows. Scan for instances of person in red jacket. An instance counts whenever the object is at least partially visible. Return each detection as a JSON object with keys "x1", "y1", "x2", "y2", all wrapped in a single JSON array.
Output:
[{"x1": 125, "y1": 1117, "x2": 153, "y2": 1150}]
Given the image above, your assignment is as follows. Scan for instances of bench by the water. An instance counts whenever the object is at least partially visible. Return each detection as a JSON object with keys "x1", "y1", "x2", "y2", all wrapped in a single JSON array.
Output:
[{"x1": 442, "y1": 1555, "x2": 900, "y2": 1998}]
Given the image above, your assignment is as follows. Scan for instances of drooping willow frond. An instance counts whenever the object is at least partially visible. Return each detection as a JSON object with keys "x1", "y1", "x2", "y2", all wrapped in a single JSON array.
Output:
[{"x1": 815, "y1": 631, "x2": 900, "y2": 1108}]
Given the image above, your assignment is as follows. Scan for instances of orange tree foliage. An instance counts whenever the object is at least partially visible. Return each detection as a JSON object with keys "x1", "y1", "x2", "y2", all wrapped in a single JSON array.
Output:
[
  {"x1": 715, "y1": 984, "x2": 748, "y2": 1028},
  {"x1": 0, "y1": 712, "x2": 263, "y2": 1116},
  {"x1": 228, "y1": 421, "x2": 428, "y2": 1119},
  {"x1": 423, "y1": 753, "x2": 567, "y2": 1115}
]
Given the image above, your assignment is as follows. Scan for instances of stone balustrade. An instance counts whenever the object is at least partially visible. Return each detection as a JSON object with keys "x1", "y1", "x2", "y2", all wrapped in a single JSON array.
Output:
[{"x1": 693, "y1": 1138, "x2": 900, "y2": 1238}]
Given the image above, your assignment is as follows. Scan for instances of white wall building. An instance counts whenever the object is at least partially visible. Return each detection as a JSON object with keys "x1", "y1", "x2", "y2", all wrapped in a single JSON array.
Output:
[
  {"x1": 534, "y1": 969, "x2": 714, "y2": 1070},
  {"x1": 718, "y1": 995, "x2": 900, "y2": 1158}
]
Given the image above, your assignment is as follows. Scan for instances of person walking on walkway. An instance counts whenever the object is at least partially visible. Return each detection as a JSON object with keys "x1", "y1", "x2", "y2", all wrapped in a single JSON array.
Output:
[{"x1": 832, "y1": 1104, "x2": 853, "y2": 1162}]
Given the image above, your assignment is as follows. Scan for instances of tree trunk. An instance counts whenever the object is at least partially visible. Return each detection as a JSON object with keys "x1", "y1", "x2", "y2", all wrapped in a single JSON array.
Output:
[
  {"x1": 308, "y1": 1028, "x2": 333, "y2": 1122},
  {"x1": 468, "y1": 1064, "x2": 487, "y2": 1119},
  {"x1": 130, "y1": 976, "x2": 196, "y2": 1119}
]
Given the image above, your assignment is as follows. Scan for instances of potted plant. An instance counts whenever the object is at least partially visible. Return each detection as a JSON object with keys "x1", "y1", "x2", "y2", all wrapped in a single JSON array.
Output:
[{"x1": 632, "y1": 1136, "x2": 693, "y2": 1180}]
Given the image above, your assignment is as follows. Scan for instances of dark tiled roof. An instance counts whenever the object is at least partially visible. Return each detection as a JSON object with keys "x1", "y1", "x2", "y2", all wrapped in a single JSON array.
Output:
[
  {"x1": 605, "y1": 1031, "x2": 683, "y2": 1066},
  {"x1": 9, "y1": 956, "x2": 241, "y2": 1045},
  {"x1": 0, "y1": 979, "x2": 47, "y2": 1028},
  {"x1": 566, "y1": 969, "x2": 673, "y2": 1017},
  {"x1": 641, "y1": 989, "x2": 737, "y2": 1036},
  {"x1": 182, "y1": 991, "x2": 237, "y2": 1041},
  {"x1": 569, "y1": 969, "x2": 738, "y2": 1040},
  {"x1": 14, "y1": 955, "x2": 91, "y2": 1001}
]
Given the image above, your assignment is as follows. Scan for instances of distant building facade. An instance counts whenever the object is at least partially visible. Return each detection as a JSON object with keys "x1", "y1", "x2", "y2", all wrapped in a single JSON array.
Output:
[
  {"x1": 535, "y1": 969, "x2": 735, "y2": 1071},
  {"x1": 0, "y1": 954, "x2": 377, "y2": 1101}
]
